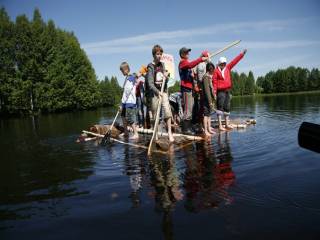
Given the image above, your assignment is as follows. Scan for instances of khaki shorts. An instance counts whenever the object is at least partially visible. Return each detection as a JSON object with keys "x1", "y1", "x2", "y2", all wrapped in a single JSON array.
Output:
[{"x1": 151, "y1": 92, "x2": 172, "y2": 120}]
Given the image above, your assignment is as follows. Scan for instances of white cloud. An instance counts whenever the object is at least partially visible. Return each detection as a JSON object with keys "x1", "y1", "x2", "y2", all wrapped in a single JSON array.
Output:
[
  {"x1": 82, "y1": 17, "x2": 314, "y2": 55},
  {"x1": 83, "y1": 40, "x2": 320, "y2": 56}
]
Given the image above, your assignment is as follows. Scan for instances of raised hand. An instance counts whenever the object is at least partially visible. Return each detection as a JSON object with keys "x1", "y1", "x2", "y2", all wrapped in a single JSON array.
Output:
[{"x1": 201, "y1": 56, "x2": 209, "y2": 62}]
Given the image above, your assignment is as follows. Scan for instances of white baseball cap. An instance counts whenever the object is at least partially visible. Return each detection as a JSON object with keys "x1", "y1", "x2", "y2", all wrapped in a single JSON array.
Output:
[{"x1": 218, "y1": 57, "x2": 227, "y2": 64}]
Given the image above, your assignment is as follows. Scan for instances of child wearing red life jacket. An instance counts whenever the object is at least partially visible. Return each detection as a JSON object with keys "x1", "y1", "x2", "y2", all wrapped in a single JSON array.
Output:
[{"x1": 213, "y1": 49, "x2": 247, "y2": 131}]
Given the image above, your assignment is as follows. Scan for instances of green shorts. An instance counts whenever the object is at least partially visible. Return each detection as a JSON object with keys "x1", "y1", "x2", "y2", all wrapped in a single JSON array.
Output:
[{"x1": 121, "y1": 107, "x2": 137, "y2": 125}]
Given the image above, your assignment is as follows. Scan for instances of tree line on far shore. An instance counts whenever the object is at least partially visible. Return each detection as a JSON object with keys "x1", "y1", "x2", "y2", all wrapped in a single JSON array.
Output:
[
  {"x1": 1, "y1": 7, "x2": 319, "y2": 115},
  {"x1": 168, "y1": 67, "x2": 320, "y2": 96},
  {"x1": 255, "y1": 67, "x2": 320, "y2": 94}
]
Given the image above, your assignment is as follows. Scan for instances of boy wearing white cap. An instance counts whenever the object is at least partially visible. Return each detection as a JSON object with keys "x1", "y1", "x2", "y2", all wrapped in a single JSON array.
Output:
[{"x1": 213, "y1": 49, "x2": 247, "y2": 131}]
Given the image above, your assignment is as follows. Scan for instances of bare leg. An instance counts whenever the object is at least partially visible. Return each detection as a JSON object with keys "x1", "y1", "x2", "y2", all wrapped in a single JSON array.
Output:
[
  {"x1": 225, "y1": 115, "x2": 233, "y2": 130},
  {"x1": 203, "y1": 116, "x2": 211, "y2": 136},
  {"x1": 208, "y1": 116, "x2": 216, "y2": 134},
  {"x1": 122, "y1": 117, "x2": 129, "y2": 137},
  {"x1": 166, "y1": 118, "x2": 175, "y2": 143},
  {"x1": 130, "y1": 123, "x2": 139, "y2": 140},
  {"x1": 218, "y1": 115, "x2": 226, "y2": 131}
]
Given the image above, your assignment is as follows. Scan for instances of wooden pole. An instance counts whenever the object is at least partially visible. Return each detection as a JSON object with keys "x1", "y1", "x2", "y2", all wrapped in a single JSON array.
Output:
[
  {"x1": 209, "y1": 40, "x2": 241, "y2": 58},
  {"x1": 82, "y1": 130, "x2": 167, "y2": 154},
  {"x1": 106, "y1": 110, "x2": 120, "y2": 135},
  {"x1": 147, "y1": 77, "x2": 167, "y2": 156}
]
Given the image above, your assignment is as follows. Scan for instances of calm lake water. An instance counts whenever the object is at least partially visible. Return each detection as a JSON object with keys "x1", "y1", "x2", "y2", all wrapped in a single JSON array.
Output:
[{"x1": 1, "y1": 93, "x2": 320, "y2": 240}]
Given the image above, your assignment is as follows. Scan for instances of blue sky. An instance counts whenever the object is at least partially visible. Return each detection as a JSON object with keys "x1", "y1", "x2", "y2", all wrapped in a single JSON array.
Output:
[{"x1": 2, "y1": 0, "x2": 320, "y2": 84}]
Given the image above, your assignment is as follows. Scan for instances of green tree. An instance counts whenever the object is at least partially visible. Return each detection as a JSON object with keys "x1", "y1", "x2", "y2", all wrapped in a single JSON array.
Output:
[
  {"x1": 309, "y1": 68, "x2": 320, "y2": 90},
  {"x1": 11, "y1": 14, "x2": 34, "y2": 113},
  {"x1": 0, "y1": 7, "x2": 15, "y2": 114},
  {"x1": 245, "y1": 71, "x2": 255, "y2": 95},
  {"x1": 168, "y1": 81, "x2": 180, "y2": 94},
  {"x1": 98, "y1": 76, "x2": 122, "y2": 106},
  {"x1": 231, "y1": 71, "x2": 240, "y2": 96},
  {"x1": 239, "y1": 72, "x2": 247, "y2": 95}
]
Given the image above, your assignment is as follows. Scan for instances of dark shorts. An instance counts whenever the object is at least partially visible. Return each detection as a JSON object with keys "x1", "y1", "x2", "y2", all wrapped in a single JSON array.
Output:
[
  {"x1": 203, "y1": 103, "x2": 211, "y2": 117},
  {"x1": 217, "y1": 90, "x2": 231, "y2": 113},
  {"x1": 121, "y1": 107, "x2": 137, "y2": 125},
  {"x1": 170, "y1": 100, "x2": 179, "y2": 115}
]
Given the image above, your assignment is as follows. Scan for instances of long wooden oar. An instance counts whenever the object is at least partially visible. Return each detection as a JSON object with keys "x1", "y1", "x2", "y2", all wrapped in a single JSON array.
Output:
[
  {"x1": 209, "y1": 40, "x2": 241, "y2": 58},
  {"x1": 147, "y1": 77, "x2": 166, "y2": 155}
]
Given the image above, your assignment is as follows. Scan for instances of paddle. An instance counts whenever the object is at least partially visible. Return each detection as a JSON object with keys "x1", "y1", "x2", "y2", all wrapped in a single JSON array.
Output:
[
  {"x1": 101, "y1": 110, "x2": 121, "y2": 145},
  {"x1": 101, "y1": 75, "x2": 134, "y2": 145},
  {"x1": 147, "y1": 74, "x2": 167, "y2": 155}
]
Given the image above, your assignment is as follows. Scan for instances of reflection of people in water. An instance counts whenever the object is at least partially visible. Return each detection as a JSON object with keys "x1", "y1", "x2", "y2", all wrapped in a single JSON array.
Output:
[
  {"x1": 148, "y1": 146, "x2": 183, "y2": 240},
  {"x1": 149, "y1": 148, "x2": 183, "y2": 211},
  {"x1": 215, "y1": 132, "x2": 235, "y2": 204},
  {"x1": 123, "y1": 145, "x2": 145, "y2": 208},
  {"x1": 183, "y1": 131, "x2": 235, "y2": 212}
]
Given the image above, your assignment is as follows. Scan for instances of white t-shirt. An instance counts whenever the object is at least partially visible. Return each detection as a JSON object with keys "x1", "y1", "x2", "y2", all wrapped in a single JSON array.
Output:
[
  {"x1": 196, "y1": 62, "x2": 207, "y2": 82},
  {"x1": 121, "y1": 75, "x2": 136, "y2": 108}
]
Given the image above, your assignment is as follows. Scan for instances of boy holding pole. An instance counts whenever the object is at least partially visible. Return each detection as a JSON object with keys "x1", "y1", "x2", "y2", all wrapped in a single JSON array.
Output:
[
  {"x1": 119, "y1": 62, "x2": 139, "y2": 139},
  {"x1": 147, "y1": 45, "x2": 175, "y2": 143}
]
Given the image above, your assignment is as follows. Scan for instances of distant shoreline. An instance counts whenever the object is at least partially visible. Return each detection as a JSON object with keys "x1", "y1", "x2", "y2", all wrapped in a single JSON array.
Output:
[
  {"x1": 233, "y1": 90, "x2": 320, "y2": 98},
  {"x1": 1, "y1": 90, "x2": 319, "y2": 118}
]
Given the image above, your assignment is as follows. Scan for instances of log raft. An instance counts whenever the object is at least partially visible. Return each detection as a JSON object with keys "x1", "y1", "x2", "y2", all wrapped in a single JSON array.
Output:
[{"x1": 78, "y1": 118, "x2": 256, "y2": 149}]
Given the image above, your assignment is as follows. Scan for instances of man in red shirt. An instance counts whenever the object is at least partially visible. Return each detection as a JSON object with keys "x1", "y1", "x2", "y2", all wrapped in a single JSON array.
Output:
[
  {"x1": 213, "y1": 49, "x2": 247, "y2": 131},
  {"x1": 179, "y1": 47, "x2": 208, "y2": 134}
]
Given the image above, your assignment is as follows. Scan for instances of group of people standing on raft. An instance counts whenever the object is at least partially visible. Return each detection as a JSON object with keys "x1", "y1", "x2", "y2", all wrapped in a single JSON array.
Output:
[{"x1": 118, "y1": 44, "x2": 247, "y2": 142}]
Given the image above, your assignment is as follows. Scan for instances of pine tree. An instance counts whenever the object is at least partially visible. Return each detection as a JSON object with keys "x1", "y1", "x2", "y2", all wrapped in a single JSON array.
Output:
[
  {"x1": 309, "y1": 68, "x2": 320, "y2": 90},
  {"x1": 12, "y1": 14, "x2": 35, "y2": 113},
  {"x1": 239, "y1": 73, "x2": 247, "y2": 95},
  {"x1": 30, "y1": 8, "x2": 46, "y2": 111},
  {"x1": 231, "y1": 71, "x2": 240, "y2": 96},
  {"x1": 0, "y1": 8, "x2": 15, "y2": 114},
  {"x1": 245, "y1": 71, "x2": 255, "y2": 95}
]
